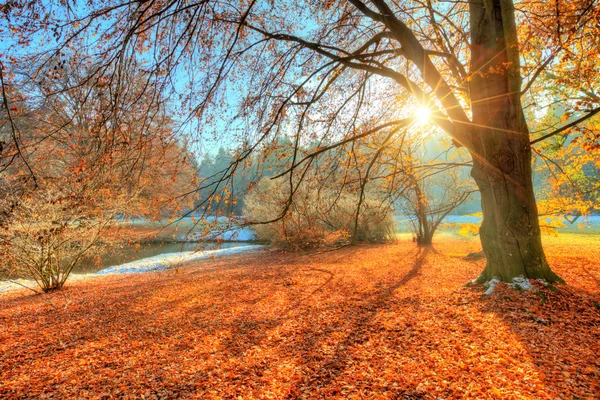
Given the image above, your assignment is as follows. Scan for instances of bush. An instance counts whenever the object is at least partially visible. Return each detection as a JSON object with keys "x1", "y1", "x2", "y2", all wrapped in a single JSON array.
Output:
[
  {"x1": 244, "y1": 177, "x2": 395, "y2": 249},
  {"x1": 0, "y1": 187, "x2": 115, "y2": 292}
]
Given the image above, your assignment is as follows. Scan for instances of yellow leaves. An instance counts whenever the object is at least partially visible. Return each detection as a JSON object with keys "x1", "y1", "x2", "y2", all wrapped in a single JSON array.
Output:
[{"x1": 457, "y1": 223, "x2": 480, "y2": 237}]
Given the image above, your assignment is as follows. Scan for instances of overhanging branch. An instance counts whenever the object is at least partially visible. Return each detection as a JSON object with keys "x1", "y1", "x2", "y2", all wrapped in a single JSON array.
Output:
[{"x1": 531, "y1": 106, "x2": 600, "y2": 145}]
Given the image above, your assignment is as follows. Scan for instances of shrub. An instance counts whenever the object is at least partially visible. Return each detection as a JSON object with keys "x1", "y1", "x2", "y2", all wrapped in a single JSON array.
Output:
[
  {"x1": 244, "y1": 177, "x2": 394, "y2": 249},
  {"x1": 1, "y1": 189, "x2": 109, "y2": 292}
]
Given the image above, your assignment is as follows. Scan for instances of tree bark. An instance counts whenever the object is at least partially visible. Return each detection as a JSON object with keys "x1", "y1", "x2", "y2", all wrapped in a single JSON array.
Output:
[
  {"x1": 410, "y1": 173, "x2": 434, "y2": 246},
  {"x1": 414, "y1": 214, "x2": 433, "y2": 246},
  {"x1": 416, "y1": 230, "x2": 433, "y2": 246},
  {"x1": 468, "y1": 0, "x2": 563, "y2": 283}
]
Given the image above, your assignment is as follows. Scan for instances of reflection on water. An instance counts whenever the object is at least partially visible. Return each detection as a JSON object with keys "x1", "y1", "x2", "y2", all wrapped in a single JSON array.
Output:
[{"x1": 74, "y1": 242, "x2": 240, "y2": 274}]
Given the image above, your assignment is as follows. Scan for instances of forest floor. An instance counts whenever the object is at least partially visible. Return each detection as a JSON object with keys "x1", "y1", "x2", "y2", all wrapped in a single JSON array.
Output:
[{"x1": 1, "y1": 234, "x2": 599, "y2": 399}]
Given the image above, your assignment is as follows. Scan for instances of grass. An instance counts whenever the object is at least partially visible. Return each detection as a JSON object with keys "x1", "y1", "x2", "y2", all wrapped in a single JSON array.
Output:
[{"x1": 1, "y1": 234, "x2": 599, "y2": 399}]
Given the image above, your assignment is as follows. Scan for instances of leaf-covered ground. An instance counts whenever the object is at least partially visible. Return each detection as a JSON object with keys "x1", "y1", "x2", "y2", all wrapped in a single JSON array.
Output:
[{"x1": 1, "y1": 234, "x2": 599, "y2": 399}]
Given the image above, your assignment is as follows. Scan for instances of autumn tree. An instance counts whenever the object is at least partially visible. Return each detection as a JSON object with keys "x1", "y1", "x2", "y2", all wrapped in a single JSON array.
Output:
[
  {"x1": 396, "y1": 137, "x2": 475, "y2": 246},
  {"x1": 531, "y1": 105, "x2": 600, "y2": 229},
  {"x1": 0, "y1": 60, "x2": 197, "y2": 291},
  {"x1": 2, "y1": 0, "x2": 599, "y2": 283}
]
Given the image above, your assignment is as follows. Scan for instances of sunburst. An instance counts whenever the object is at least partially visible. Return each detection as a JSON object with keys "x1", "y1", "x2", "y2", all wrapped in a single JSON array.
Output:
[{"x1": 415, "y1": 106, "x2": 431, "y2": 125}]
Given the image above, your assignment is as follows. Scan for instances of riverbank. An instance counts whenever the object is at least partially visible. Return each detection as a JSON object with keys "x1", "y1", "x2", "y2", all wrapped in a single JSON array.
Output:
[
  {"x1": 0, "y1": 244, "x2": 263, "y2": 295},
  {"x1": 1, "y1": 235, "x2": 598, "y2": 398}
]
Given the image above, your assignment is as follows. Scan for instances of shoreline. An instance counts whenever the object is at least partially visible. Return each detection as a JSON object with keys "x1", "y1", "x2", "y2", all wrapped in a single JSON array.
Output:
[{"x1": 0, "y1": 244, "x2": 264, "y2": 295}]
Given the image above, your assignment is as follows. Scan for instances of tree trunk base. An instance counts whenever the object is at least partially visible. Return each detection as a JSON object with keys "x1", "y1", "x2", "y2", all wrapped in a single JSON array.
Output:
[
  {"x1": 414, "y1": 234, "x2": 433, "y2": 247},
  {"x1": 473, "y1": 260, "x2": 564, "y2": 285},
  {"x1": 472, "y1": 222, "x2": 565, "y2": 284}
]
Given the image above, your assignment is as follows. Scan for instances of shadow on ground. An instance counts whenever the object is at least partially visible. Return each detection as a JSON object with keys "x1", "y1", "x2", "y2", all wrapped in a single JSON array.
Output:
[{"x1": 1, "y1": 238, "x2": 599, "y2": 398}]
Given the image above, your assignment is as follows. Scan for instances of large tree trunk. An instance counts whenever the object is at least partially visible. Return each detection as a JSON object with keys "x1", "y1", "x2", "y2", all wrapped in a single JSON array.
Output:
[{"x1": 468, "y1": 0, "x2": 563, "y2": 283}]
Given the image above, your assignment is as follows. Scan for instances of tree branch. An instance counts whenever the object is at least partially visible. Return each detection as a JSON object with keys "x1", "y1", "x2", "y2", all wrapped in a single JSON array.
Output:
[{"x1": 530, "y1": 106, "x2": 600, "y2": 145}]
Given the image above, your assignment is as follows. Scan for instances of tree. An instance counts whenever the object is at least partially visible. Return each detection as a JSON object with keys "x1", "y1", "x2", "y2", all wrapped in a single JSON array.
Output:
[
  {"x1": 0, "y1": 62, "x2": 197, "y2": 291},
  {"x1": 1, "y1": 180, "x2": 128, "y2": 292},
  {"x1": 2, "y1": 1, "x2": 599, "y2": 283},
  {"x1": 195, "y1": 147, "x2": 254, "y2": 215},
  {"x1": 351, "y1": 123, "x2": 475, "y2": 246},
  {"x1": 532, "y1": 105, "x2": 600, "y2": 228},
  {"x1": 398, "y1": 145, "x2": 474, "y2": 246}
]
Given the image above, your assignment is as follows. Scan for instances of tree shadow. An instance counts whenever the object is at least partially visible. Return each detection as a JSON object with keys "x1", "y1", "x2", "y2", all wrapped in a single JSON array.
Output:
[
  {"x1": 208, "y1": 246, "x2": 432, "y2": 396},
  {"x1": 474, "y1": 281, "x2": 600, "y2": 397},
  {"x1": 0, "y1": 244, "x2": 458, "y2": 398},
  {"x1": 287, "y1": 247, "x2": 430, "y2": 396},
  {"x1": 98, "y1": 244, "x2": 431, "y2": 396}
]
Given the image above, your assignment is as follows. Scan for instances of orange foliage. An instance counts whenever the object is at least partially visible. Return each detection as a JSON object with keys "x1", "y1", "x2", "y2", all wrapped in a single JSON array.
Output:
[{"x1": 1, "y1": 236, "x2": 599, "y2": 398}]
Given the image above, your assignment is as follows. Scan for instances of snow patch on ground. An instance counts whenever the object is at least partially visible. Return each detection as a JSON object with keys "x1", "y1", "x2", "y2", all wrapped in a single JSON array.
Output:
[
  {"x1": 482, "y1": 276, "x2": 536, "y2": 295},
  {"x1": 510, "y1": 275, "x2": 534, "y2": 291},
  {"x1": 0, "y1": 273, "x2": 96, "y2": 294},
  {"x1": 0, "y1": 279, "x2": 34, "y2": 294},
  {"x1": 96, "y1": 245, "x2": 262, "y2": 275},
  {"x1": 483, "y1": 277, "x2": 501, "y2": 296}
]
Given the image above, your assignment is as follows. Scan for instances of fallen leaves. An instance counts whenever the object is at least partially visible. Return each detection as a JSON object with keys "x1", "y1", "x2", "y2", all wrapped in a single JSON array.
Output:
[{"x1": 1, "y1": 234, "x2": 599, "y2": 399}]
